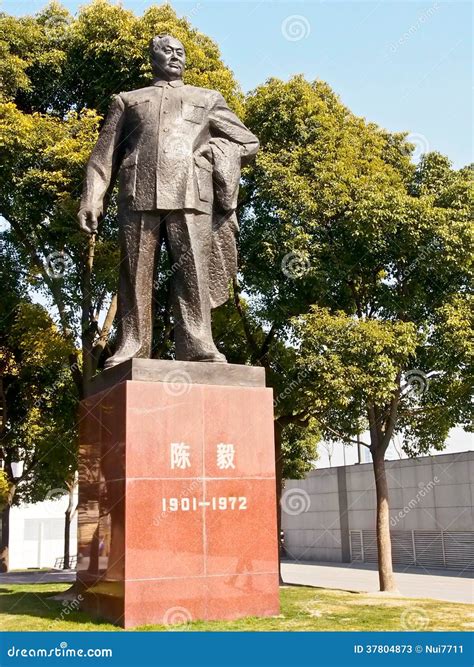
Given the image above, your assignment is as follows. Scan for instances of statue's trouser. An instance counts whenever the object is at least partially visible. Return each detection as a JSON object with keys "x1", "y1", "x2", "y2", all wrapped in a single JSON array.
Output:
[{"x1": 108, "y1": 207, "x2": 223, "y2": 366}]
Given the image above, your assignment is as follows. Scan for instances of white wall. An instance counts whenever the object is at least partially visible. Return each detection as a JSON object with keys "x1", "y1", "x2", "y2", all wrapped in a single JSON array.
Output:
[{"x1": 9, "y1": 495, "x2": 78, "y2": 570}]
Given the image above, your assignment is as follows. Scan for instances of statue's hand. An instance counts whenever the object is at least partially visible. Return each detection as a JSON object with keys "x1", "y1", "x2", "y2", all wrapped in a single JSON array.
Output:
[
  {"x1": 78, "y1": 205, "x2": 101, "y2": 235},
  {"x1": 208, "y1": 137, "x2": 230, "y2": 155},
  {"x1": 194, "y1": 143, "x2": 212, "y2": 161}
]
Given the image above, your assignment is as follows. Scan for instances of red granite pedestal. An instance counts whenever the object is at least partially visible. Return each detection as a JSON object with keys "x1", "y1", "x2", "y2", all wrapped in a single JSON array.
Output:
[{"x1": 77, "y1": 360, "x2": 280, "y2": 628}]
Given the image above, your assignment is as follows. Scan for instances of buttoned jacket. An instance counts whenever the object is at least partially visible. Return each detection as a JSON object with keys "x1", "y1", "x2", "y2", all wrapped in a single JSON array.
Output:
[{"x1": 80, "y1": 80, "x2": 259, "y2": 215}]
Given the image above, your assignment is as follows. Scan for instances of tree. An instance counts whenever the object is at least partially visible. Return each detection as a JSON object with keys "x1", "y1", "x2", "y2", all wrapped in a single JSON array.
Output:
[
  {"x1": 63, "y1": 471, "x2": 78, "y2": 570},
  {"x1": 293, "y1": 311, "x2": 418, "y2": 590},
  {"x1": 239, "y1": 76, "x2": 472, "y2": 590},
  {"x1": 0, "y1": 246, "x2": 77, "y2": 571}
]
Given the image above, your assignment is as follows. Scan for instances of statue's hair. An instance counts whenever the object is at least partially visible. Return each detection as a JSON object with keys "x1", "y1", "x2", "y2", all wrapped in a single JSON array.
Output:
[{"x1": 149, "y1": 34, "x2": 185, "y2": 58}]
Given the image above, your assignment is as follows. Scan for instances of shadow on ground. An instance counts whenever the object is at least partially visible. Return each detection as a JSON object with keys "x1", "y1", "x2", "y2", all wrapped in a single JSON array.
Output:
[{"x1": 0, "y1": 585, "x2": 111, "y2": 629}]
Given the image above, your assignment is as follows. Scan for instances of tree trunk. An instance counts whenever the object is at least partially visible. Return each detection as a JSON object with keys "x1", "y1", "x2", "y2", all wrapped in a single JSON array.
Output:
[
  {"x1": 63, "y1": 476, "x2": 78, "y2": 570},
  {"x1": 274, "y1": 421, "x2": 284, "y2": 584},
  {"x1": 0, "y1": 504, "x2": 10, "y2": 573},
  {"x1": 372, "y1": 449, "x2": 398, "y2": 592},
  {"x1": 88, "y1": 525, "x2": 100, "y2": 575},
  {"x1": 63, "y1": 509, "x2": 71, "y2": 570}
]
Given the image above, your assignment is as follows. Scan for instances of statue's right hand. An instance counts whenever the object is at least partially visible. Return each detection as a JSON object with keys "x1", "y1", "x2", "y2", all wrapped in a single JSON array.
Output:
[{"x1": 78, "y1": 206, "x2": 101, "y2": 235}]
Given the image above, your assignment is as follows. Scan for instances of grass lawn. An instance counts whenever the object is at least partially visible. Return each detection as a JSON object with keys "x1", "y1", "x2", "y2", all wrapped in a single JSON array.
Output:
[{"x1": 0, "y1": 583, "x2": 471, "y2": 632}]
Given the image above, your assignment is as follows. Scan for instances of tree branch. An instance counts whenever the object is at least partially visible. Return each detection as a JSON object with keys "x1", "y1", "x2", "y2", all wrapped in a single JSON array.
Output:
[
  {"x1": 232, "y1": 278, "x2": 260, "y2": 359},
  {"x1": 0, "y1": 377, "x2": 7, "y2": 437},
  {"x1": 258, "y1": 323, "x2": 277, "y2": 362},
  {"x1": 367, "y1": 403, "x2": 381, "y2": 451},
  {"x1": 91, "y1": 293, "x2": 117, "y2": 372},
  {"x1": 347, "y1": 278, "x2": 363, "y2": 319},
  {"x1": 276, "y1": 411, "x2": 310, "y2": 429},
  {"x1": 6, "y1": 215, "x2": 71, "y2": 335},
  {"x1": 316, "y1": 418, "x2": 371, "y2": 448},
  {"x1": 381, "y1": 376, "x2": 401, "y2": 451},
  {"x1": 81, "y1": 234, "x2": 97, "y2": 388}
]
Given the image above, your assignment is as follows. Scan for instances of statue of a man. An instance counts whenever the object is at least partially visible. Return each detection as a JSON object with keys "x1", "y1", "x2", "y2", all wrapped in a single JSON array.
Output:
[{"x1": 78, "y1": 34, "x2": 259, "y2": 368}]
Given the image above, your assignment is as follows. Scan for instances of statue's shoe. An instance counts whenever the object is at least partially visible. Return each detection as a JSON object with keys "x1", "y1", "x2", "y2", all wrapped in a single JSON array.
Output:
[
  {"x1": 104, "y1": 352, "x2": 228, "y2": 369},
  {"x1": 185, "y1": 352, "x2": 227, "y2": 364},
  {"x1": 104, "y1": 354, "x2": 134, "y2": 370}
]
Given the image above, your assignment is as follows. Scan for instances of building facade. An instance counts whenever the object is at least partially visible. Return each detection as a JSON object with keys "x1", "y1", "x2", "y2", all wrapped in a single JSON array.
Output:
[
  {"x1": 281, "y1": 450, "x2": 473, "y2": 571},
  {"x1": 6, "y1": 495, "x2": 77, "y2": 570}
]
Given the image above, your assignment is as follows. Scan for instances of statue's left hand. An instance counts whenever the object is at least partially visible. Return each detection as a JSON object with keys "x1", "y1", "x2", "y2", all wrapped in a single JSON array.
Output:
[
  {"x1": 208, "y1": 137, "x2": 229, "y2": 156},
  {"x1": 78, "y1": 205, "x2": 101, "y2": 236}
]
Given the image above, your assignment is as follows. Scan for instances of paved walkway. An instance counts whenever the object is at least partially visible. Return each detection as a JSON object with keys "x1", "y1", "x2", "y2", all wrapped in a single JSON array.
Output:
[
  {"x1": 0, "y1": 570, "x2": 76, "y2": 585},
  {"x1": 281, "y1": 560, "x2": 474, "y2": 604},
  {"x1": 2, "y1": 565, "x2": 473, "y2": 605}
]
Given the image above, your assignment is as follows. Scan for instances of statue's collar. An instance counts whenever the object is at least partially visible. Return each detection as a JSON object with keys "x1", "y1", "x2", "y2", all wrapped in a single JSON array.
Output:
[{"x1": 152, "y1": 79, "x2": 184, "y2": 88}]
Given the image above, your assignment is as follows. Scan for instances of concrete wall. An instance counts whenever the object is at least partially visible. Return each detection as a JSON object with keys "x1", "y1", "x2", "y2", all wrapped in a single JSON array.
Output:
[
  {"x1": 281, "y1": 450, "x2": 474, "y2": 567},
  {"x1": 281, "y1": 466, "x2": 342, "y2": 562}
]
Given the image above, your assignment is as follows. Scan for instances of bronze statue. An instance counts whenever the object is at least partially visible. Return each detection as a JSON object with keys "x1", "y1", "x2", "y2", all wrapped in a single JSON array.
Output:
[{"x1": 78, "y1": 35, "x2": 259, "y2": 368}]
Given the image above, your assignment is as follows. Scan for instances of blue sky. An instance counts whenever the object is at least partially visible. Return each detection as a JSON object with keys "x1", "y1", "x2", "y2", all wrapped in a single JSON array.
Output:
[{"x1": 4, "y1": 0, "x2": 473, "y2": 168}]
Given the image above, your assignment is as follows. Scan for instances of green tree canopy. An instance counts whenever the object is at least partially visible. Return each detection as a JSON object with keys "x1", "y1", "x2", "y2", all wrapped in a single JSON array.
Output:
[
  {"x1": 240, "y1": 75, "x2": 472, "y2": 444},
  {"x1": 238, "y1": 74, "x2": 472, "y2": 589}
]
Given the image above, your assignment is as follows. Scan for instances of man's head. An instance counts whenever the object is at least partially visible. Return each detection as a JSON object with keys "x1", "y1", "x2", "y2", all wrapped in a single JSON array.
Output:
[{"x1": 149, "y1": 34, "x2": 186, "y2": 81}]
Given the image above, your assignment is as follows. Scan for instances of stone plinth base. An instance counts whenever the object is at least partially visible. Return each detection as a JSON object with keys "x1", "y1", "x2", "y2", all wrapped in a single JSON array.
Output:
[{"x1": 77, "y1": 360, "x2": 279, "y2": 628}]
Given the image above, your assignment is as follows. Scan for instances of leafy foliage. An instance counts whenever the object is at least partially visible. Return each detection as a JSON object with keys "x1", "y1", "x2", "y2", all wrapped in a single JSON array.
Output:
[
  {"x1": 0, "y1": 288, "x2": 77, "y2": 505},
  {"x1": 0, "y1": 471, "x2": 9, "y2": 509},
  {"x1": 241, "y1": 75, "x2": 472, "y2": 460}
]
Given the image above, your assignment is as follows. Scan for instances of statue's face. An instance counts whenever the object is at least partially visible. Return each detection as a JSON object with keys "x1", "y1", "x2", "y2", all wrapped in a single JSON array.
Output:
[{"x1": 151, "y1": 36, "x2": 186, "y2": 80}]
